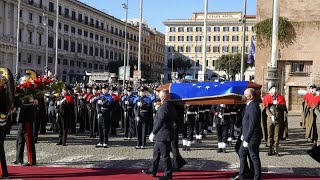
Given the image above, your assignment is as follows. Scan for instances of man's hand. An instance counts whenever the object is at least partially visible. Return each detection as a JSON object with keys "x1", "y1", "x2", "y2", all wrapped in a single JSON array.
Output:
[
  {"x1": 125, "y1": 101, "x2": 129, "y2": 105},
  {"x1": 136, "y1": 116, "x2": 140, "y2": 121},
  {"x1": 271, "y1": 116, "x2": 275, "y2": 123},
  {"x1": 149, "y1": 133, "x2": 155, "y2": 142},
  {"x1": 137, "y1": 102, "x2": 142, "y2": 107},
  {"x1": 243, "y1": 141, "x2": 248, "y2": 148},
  {"x1": 97, "y1": 100, "x2": 103, "y2": 105},
  {"x1": 241, "y1": 135, "x2": 244, "y2": 141}
]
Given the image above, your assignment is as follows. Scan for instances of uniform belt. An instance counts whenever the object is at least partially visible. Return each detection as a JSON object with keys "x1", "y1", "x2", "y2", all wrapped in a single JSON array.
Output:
[
  {"x1": 198, "y1": 110, "x2": 206, "y2": 113},
  {"x1": 230, "y1": 112, "x2": 237, "y2": 115},
  {"x1": 205, "y1": 109, "x2": 210, "y2": 112},
  {"x1": 22, "y1": 103, "x2": 34, "y2": 106},
  {"x1": 140, "y1": 110, "x2": 148, "y2": 113},
  {"x1": 101, "y1": 107, "x2": 110, "y2": 110},
  {"x1": 186, "y1": 111, "x2": 197, "y2": 114},
  {"x1": 224, "y1": 113, "x2": 231, "y2": 115}
]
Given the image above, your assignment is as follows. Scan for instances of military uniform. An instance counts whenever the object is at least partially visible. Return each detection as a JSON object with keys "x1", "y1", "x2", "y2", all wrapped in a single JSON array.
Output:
[
  {"x1": 96, "y1": 86, "x2": 114, "y2": 148},
  {"x1": 301, "y1": 85, "x2": 316, "y2": 128},
  {"x1": 78, "y1": 87, "x2": 88, "y2": 132},
  {"x1": 311, "y1": 88, "x2": 320, "y2": 148},
  {"x1": 182, "y1": 105, "x2": 197, "y2": 151},
  {"x1": 212, "y1": 104, "x2": 230, "y2": 153},
  {"x1": 86, "y1": 87, "x2": 99, "y2": 138},
  {"x1": 110, "y1": 88, "x2": 121, "y2": 135},
  {"x1": 195, "y1": 105, "x2": 206, "y2": 143},
  {"x1": 263, "y1": 87, "x2": 287, "y2": 156},
  {"x1": 0, "y1": 68, "x2": 14, "y2": 178},
  {"x1": 121, "y1": 87, "x2": 136, "y2": 140},
  {"x1": 134, "y1": 87, "x2": 152, "y2": 149}
]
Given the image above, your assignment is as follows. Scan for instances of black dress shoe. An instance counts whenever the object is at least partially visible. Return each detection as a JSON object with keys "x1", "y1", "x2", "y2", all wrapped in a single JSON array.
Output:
[
  {"x1": 230, "y1": 175, "x2": 244, "y2": 180},
  {"x1": 182, "y1": 146, "x2": 187, "y2": 151},
  {"x1": 142, "y1": 169, "x2": 156, "y2": 177},
  {"x1": 158, "y1": 176, "x2": 172, "y2": 180},
  {"x1": 12, "y1": 160, "x2": 23, "y2": 165},
  {"x1": 56, "y1": 142, "x2": 63, "y2": 145},
  {"x1": 222, "y1": 148, "x2": 227, "y2": 153},
  {"x1": 217, "y1": 148, "x2": 223, "y2": 153}
]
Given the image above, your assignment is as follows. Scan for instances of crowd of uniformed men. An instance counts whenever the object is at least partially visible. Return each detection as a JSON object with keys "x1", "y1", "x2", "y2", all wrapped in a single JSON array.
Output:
[{"x1": 2, "y1": 68, "x2": 320, "y2": 179}]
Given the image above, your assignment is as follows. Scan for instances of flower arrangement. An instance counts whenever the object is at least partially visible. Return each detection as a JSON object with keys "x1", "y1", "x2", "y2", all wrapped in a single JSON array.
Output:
[{"x1": 16, "y1": 75, "x2": 64, "y2": 101}]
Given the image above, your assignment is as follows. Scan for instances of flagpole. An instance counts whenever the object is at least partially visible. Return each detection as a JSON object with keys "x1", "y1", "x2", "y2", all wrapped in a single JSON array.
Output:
[
  {"x1": 201, "y1": 0, "x2": 208, "y2": 82},
  {"x1": 54, "y1": 0, "x2": 59, "y2": 77},
  {"x1": 240, "y1": 0, "x2": 247, "y2": 81},
  {"x1": 15, "y1": 0, "x2": 21, "y2": 82}
]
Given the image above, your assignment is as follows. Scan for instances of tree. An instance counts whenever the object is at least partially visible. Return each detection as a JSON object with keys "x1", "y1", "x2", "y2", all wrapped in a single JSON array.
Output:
[
  {"x1": 217, "y1": 53, "x2": 250, "y2": 81},
  {"x1": 167, "y1": 57, "x2": 192, "y2": 78}
]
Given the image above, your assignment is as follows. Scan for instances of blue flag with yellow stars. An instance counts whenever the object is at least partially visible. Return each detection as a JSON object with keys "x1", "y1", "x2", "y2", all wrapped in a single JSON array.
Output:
[{"x1": 169, "y1": 81, "x2": 249, "y2": 100}]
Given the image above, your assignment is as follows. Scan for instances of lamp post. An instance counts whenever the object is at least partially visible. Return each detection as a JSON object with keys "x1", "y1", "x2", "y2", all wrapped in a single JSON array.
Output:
[
  {"x1": 43, "y1": 12, "x2": 49, "y2": 77},
  {"x1": 240, "y1": 0, "x2": 247, "y2": 81},
  {"x1": 137, "y1": 0, "x2": 143, "y2": 72},
  {"x1": 122, "y1": 0, "x2": 128, "y2": 87},
  {"x1": 15, "y1": 0, "x2": 21, "y2": 81},
  {"x1": 54, "y1": 0, "x2": 59, "y2": 76},
  {"x1": 171, "y1": 53, "x2": 174, "y2": 73}
]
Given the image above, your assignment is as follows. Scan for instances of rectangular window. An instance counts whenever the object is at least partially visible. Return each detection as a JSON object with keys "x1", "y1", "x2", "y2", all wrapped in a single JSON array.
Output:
[
  {"x1": 177, "y1": 46, "x2": 183, "y2": 52},
  {"x1": 206, "y1": 46, "x2": 210, "y2": 52},
  {"x1": 90, "y1": 33, "x2": 93, "y2": 39},
  {"x1": 19, "y1": 29, "x2": 22, "y2": 42},
  {"x1": 78, "y1": 13, "x2": 83, "y2": 22},
  {"x1": 213, "y1": 46, "x2": 220, "y2": 53},
  {"x1": 77, "y1": 61, "x2": 81, "y2": 67},
  {"x1": 28, "y1": 31, "x2": 32, "y2": 43},
  {"x1": 196, "y1": 27, "x2": 202, "y2": 32},
  {"x1": 71, "y1": 11, "x2": 76, "y2": 20},
  {"x1": 39, "y1": 16, "x2": 42, "y2": 24},
  {"x1": 84, "y1": 31, "x2": 88, "y2": 37},
  {"x1": 27, "y1": 54, "x2": 32, "y2": 63},
  {"x1": 196, "y1": 60, "x2": 200, "y2": 66},
  {"x1": 71, "y1": 26, "x2": 75, "y2": 34},
  {"x1": 70, "y1": 60, "x2": 74, "y2": 66},
  {"x1": 85, "y1": 16, "x2": 88, "y2": 24},
  {"x1": 178, "y1": 27, "x2": 184, "y2": 32},
  {"x1": 58, "y1": 38, "x2": 61, "y2": 49},
  {"x1": 37, "y1": 56, "x2": 41, "y2": 65},
  {"x1": 232, "y1": 27, "x2": 239, "y2": 32},
  {"x1": 58, "y1": 22, "x2": 61, "y2": 29},
  {"x1": 89, "y1": 47, "x2": 93, "y2": 56},
  {"x1": 95, "y1": 34, "x2": 99, "y2": 40},
  {"x1": 77, "y1": 43, "x2": 82, "y2": 53},
  {"x1": 64, "y1": 40, "x2": 69, "y2": 51},
  {"x1": 89, "y1": 63, "x2": 92, "y2": 69},
  {"x1": 78, "y1": 29, "x2": 82, "y2": 35},
  {"x1": 105, "y1": 50, "x2": 109, "y2": 59},
  {"x1": 169, "y1": 36, "x2": 175, "y2": 41},
  {"x1": 64, "y1": 24, "x2": 69, "y2": 32},
  {"x1": 65, "y1": 8, "x2": 69, "y2": 17},
  {"x1": 178, "y1": 36, "x2": 184, "y2": 41},
  {"x1": 38, "y1": 34, "x2": 42, "y2": 45},
  {"x1": 29, "y1": 13, "x2": 32, "y2": 21},
  {"x1": 232, "y1": 35, "x2": 239, "y2": 41},
  {"x1": 187, "y1": 27, "x2": 193, "y2": 32},
  {"x1": 222, "y1": 46, "x2": 229, "y2": 53},
  {"x1": 169, "y1": 27, "x2": 175, "y2": 32},
  {"x1": 83, "y1": 62, "x2": 87, "y2": 68},
  {"x1": 58, "y1": 6, "x2": 61, "y2": 15},
  {"x1": 232, "y1": 46, "x2": 238, "y2": 53},
  {"x1": 63, "y1": 59, "x2": 68, "y2": 66},
  {"x1": 195, "y1": 35, "x2": 202, "y2": 41},
  {"x1": 84, "y1": 45, "x2": 88, "y2": 54},
  {"x1": 223, "y1": 27, "x2": 229, "y2": 32},
  {"x1": 207, "y1": 36, "x2": 211, "y2": 41},
  {"x1": 195, "y1": 46, "x2": 202, "y2": 52},
  {"x1": 48, "y1": 57, "x2": 53, "y2": 64},
  {"x1": 49, "y1": 2, "x2": 54, "y2": 12},
  {"x1": 223, "y1": 35, "x2": 229, "y2": 41},
  {"x1": 95, "y1": 48, "x2": 98, "y2": 56},
  {"x1": 186, "y1": 46, "x2": 191, "y2": 52},
  {"x1": 71, "y1": 42, "x2": 75, "y2": 52},
  {"x1": 186, "y1": 36, "x2": 193, "y2": 41},
  {"x1": 100, "y1": 48, "x2": 104, "y2": 58},
  {"x1": 207, "y1": 27, "x2": 211, "y2": 32},
  {"x1": 48, "y1": 19, "x2": 54, "y2": 27}
]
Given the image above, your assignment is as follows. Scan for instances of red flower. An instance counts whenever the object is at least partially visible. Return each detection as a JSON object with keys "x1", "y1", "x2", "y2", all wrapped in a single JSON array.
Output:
[
  {"x1": 25, "y1": 82, "x2": 32, "y2": 89},
  {"x1": 34, "y1": 83, "x2": 39, "y2": 89}
]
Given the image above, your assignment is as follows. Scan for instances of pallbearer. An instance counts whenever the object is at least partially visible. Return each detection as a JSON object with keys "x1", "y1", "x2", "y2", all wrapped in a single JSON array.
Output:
[
  {"x1": 0, "y1": 68, "x2": 14, "y2": 178},
  {"x1": 195, "y1": 105, "x2": 206, "y2": 143},
  {"x1": 212, "y1": 104, "x2": 230, "y2": 153},
  {"x1": 182, "y1": 105, "x2": 197, "y2": 151}
]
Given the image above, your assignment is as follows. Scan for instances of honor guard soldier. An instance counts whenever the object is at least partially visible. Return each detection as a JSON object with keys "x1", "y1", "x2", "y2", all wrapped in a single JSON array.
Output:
[
  {"x1": 87, "y1": 86, "x2": 99, "y2": 138},
  {"x1": 263, "y1": 84, "x2": 287, "y2": 156},
  {"x1": 78, "y1": 86, "x2": 87, "y2": 132},
  {"x1": 14, "y1": 70, "x2": 38, "y2": 166},
  {"x1": 134, "y1": 86, "x2": 152, "y2": 149},
  {"x1": 0, "y1": 68, "x2": 14, "y2": 178},
  {"x1": 110, "y1": 87, "x2": 121, "y2": 135},
  {"x1": 46, "y1": 92, "x2": 56, "y2": 131},
  {"x1": 96, "y1": 85, "x2": 114, "y2": 148},
  {"x1": 195, "y1": 105, "x2": 206, "y2": 143},
  {"x1": 182, "y1": 105, "x2": 197, "y2": 151},
  {"x1": 301, "y1": 85, "x2": 316, "y2": 128},
  {"x1": 310, "y1": 88, "x2": 320, "y2": 149},
  {"x1": 228, "y1": 105, "x2": 238, "y2": 144},
  {"x1": 71, "y1": 86, "x2": 80, "y2": 134},
  {"x1": 121, "y1": 87, "x2": 136, "y2": 140},
  {"x1": 212, "y1": 104, "x2": 230, "y2": 153}
]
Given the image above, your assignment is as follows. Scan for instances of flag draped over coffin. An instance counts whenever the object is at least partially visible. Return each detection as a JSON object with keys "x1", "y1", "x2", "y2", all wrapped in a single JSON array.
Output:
[{"x1": 169, "y1": 81, "x2": 249, "y2": 100}]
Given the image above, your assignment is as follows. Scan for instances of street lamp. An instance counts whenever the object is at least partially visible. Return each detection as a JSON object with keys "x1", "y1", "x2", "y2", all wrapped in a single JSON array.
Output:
[
  {"x1": 122, "y1": 0, "x2": 128, "y2": 88},
  {"x1": 171, "y1": 53, "x2": 174, "y2": 73},
  {"x1": 43, "y1": 12, "x2": 49, "y2": 77}
]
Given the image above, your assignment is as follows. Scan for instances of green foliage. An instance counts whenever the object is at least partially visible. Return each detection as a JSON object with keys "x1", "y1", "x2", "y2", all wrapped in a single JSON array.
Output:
[
  {"x1": 255, "y1": 16, "x2": 296, "y2": 47},
  {"x1": 217, "y1": 53, "x2": 249, "y2": 80},
  {"x1": 167, "y1": 57, "x2": 192, "y2": 78}
]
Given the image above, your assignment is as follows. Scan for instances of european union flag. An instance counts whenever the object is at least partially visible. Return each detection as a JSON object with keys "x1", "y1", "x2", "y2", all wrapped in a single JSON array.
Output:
[
  {"x1": 169, "y1": 81, "x2": 248, "y2": 100},
  {"x1": 247, "y1": 37, "x2": 255, "y2": 64}
]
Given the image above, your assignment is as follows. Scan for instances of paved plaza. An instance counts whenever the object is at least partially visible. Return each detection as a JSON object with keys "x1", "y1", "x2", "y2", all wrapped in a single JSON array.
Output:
[{"x1": 4, "y1": 113, "x2": 320, "y2": 177}]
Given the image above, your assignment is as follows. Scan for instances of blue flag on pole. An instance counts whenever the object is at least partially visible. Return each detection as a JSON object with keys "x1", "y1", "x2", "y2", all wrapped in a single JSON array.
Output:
[{"x1": 247, "y1": 37, "x2": 255, "y2": 64}]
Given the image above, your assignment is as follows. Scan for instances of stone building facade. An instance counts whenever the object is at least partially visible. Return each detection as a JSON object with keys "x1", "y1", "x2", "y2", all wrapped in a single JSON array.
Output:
[
  {"x1": 255, "y1": 0, "x2": 320, "y2": 110},
  {"x1": 0, "y1": 0, "x2": 164, "y2": 83}
]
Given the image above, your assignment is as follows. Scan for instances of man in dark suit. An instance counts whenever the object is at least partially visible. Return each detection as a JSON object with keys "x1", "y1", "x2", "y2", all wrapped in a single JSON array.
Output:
[
  {"x1": 142, "y1": 90, "x2": 175, "y2": 180},
  {"x1": 231, "y1": 88, "x2": 262, "y2": 180}
]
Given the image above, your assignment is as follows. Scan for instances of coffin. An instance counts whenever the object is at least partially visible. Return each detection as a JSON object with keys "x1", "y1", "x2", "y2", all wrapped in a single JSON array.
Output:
[{"x1": 156, "y1": 81, "x2": 262, "y2": 105}]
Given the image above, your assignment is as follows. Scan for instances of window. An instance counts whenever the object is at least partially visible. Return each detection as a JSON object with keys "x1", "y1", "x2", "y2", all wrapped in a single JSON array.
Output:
[
  {"x1": 232, "y1": 35, "x2": 239, "y2": 41},
  {"x1": 207, "y1": 36, "x2": 211, "y2": 41},
  {"x1": 71, "y1": 26, "x2": 75, "y2": 34},
  {"x1": 71, "y1": 42, "x2": 75, "y2": 52},
  {"x1": 48, "y1": 36, "x2": 53, "y2": 48},
  {"x1": 213, "y1": 35, "x2": 220, "y2": 42},
  {"x1": 223, "y1": 27, "x2": 229, "y2": 32},
  {"x1": 63, "y1": 59, "x2": 68, "y2": 66},
  {"x1": 48, "y1": 19, "x2": 54, "y2": 27},
  {"x1": 187, "y1": 27, "x2": 193, "y2": 32},
  {"x1": 83, "y1": 62, "x2": 87, "y2": 68},
  {"x1": 84, "y1": 31, "x2": 88, "y2": 37},
  {"x1": 106, "y1": 38, "x2": 109, "y2": 43},
  {"x1": 64, "y1": 8, "x2": 69, "y2": 17},
  {"x1": 85, "y1": 16, "x2": 88, "y2": 24},
  {"x1": 49, "y1": 2, "x2": 54, "y2": 12},
  {"x1": 195, "y1": 46, "x2": 201, "y2": 52},
  {"x1": 178, "y1": 36, "x2": 184, "y2": 41},
  {"x1": 178, "y1": 27, "x2": 184, "y2": 32},
  {"x1": 89, "y1": 63, "x2": 92, "y2": 68},
  {"x1": 58, "y1": 6, "x2": 61, "y2": 15},
  {"x1": 206, "y1": 60, "x2": 208, "y2": 66},
  {"x1": 58, "y1": 38, "x2": 61, "y2": 49},
  {"x1": 100, "y1": 48, "x2": 104, "y2": 58},
  {"x1": 29, "y1": 13, "x2": 32, "y2": 21},
  {"x1": 232, "y1": 27, "x2": 239, "y2": 32},
  {"x1": 100, "y1": 36, "x2": 104, "y2": 42},
  {"x1": 77, "y1": 61, "x2": 81, "y2": 67},
  {"x1": 95, "y1": 48, "x2": 98, "y2": 56},
  {"x1": 169, "y1": 36, "x2": 175, "y2": 41},
  {"x1": 186, "y1": 36, "x2": 193, "y2": 41},
  {"x1": 90, "y1": 18, "x2": 94, "y2": 26},
  {"x1": 39, "y1": 16, "x2": 42, "y2": 24},
  {"x1": 37, "y1": 56, "x2": 41, "y2": 65},
  {"x1": 84, "y1": 45, "x2": 88, "y2": 54},
  {"x1": 177, "y1": 46, "x2": 183, "y2": 52},
  {"x1": 77, "y1": 43, "x2": 82, "y2": 53},
  {"x1": 64, "y1": 40, "x2": 69, "y2": 51},
  {"x1": 38, "y1": 34, "x2": 42, "y2": 45},
  {"x1": 95, "y1": 34, "x2": 99, "y2": 41},
  {"x1": 169, "y1": 27, "x2": 175, "y2": 32},
  {"x1": 291, "y1": 62, "x2": 310, "y2": 73},
  {"x1": 206, "y1": 46, "x2": 210, "y2": 52},
  {"x1": 196, "y1": 27, "x2": 202, "y2": 32},
  {"x1": 90, "y1": 33, "x2": 93, "y2": 39},
  {"x1": 105, "y1": 50, "x2": 109, "y2": 59},
  {"x1": 207, "y1": 27, "x2": 211, "y2": 32},
  {"x1": 186, "y1": 46, "x2": 191, "y2": 52},
  {"x1": 232, "y1": 46, "x2": 238, "y2": 53},
  {"x1": 71, "y1": 11, "x2": 76, "y2": 20},
  {"x1": 223, "y1": 35, "x2": 229, "y2": 41},
  {"x1": 222, "y1": 46, "x2": 229, "y2": 53},
  {"x1": 27, "y1": 54, "x2": 32, "y2": 63},
  {"x1": 196, "y1": 60, "x2": 200, "y2": 66},
  {"x1": 64, "y1": 24, "x2": 69, "y2": 32},
  {"x1": 78, "y1": 29, "x2": 82, "y2": 35},
  {"x1": 48, "y1": 57, "x2": 53, "y2": 64},
  {"x1": 195, "y1": 35, "x2": 202, "y2": 41},
  {"x1": 94, "y1": 64, "x2": 98, "y2": 70},
  {"x1": 78, "y1": 13, "x2": 83, "y2": 22},
  {"x1": 89, "y1": 46, "x2": 93, "y2": 56},
  {"x1": 58, "y1": 22, "x2": 61, "y2": 29},
  {"x1": 28, "y1": 31, "x2": 32, "y2": 43},
  {"x1": 19, "y1": 29, "x2": 22, "y2": 42},
  {"x1": 70, "y1": 60, "x2": 74, "y2": 66},
  {"x1": 213, "y1": 46, "x2": 220, "y2": 53}
]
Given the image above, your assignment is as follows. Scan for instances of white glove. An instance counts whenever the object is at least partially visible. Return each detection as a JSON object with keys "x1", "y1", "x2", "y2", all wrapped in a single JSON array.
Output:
[
  {"x1": 79, "y1": 96, "x2": 83, "y2": 100},
  {"x1": 98, "y1": 100, "x2": 103, "y2": 105},
  {"x1": 57, "y1": 101, "x2": 60, "y2": 106},
  {"x1": 218, "y1": 113, "x2": 223, "y2": 119},
  {"x1": 90, "y1": 99, "x2": 93, "y2": 103},
  {"x1": 243, "y1": 141, "x2": 248, "y2": 148},
  {"x1": 137, "y1": 102, "x2": 142, "y2": 107},
  {"x1": 98, "y1": 113, "x2": 102, "y2": 118},
  {"x1": 125, "y1": 101, "x2": 129, "y2": 105},
  {"x1": 153, "y1": 102, "x2": 157, "y2": 106},
  {"x1": 149, "y1": 133, "x2": 155, "y2": 142},
  {"x1": 273, "y1": 99, "x2": 278, "y2": 105},
  {"x1": 271, "y1": 116, "x2": 275, "y2": 123},
  {"x1": 136, "y1": 116, "x2": 140, "y2": 121},
  {"x1": 241, "y1": 135, "x2": 244, "y2": 141},
  {"x1": 155, "y1": 105, "x2": 159, "y2": 111}
]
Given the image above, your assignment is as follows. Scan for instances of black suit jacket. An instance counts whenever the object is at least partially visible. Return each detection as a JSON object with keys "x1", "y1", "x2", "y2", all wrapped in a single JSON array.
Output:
[
  {"x1": 153, "y1": 101, "x2": 176, "y2": 142},
  {"x1": 242, "y1": 100, "x2": 262, "y2": 143}
]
